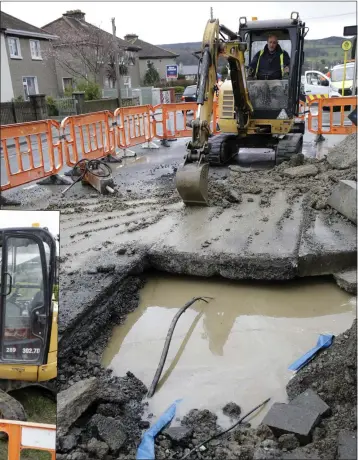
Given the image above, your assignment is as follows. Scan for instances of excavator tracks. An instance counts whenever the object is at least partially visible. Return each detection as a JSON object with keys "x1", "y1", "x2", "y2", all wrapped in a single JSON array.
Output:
[
  {"x1": 275, "y1": 133, "x2": 303, "y2": 164},
  {"x1": 207, "y1": 134, "x2": 239, "y2": 165}
]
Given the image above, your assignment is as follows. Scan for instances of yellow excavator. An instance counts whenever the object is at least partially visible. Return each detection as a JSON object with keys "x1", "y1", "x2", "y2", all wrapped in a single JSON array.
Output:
[
  {"x1": 0, "y1": 225, "x2": 57, "y2": 420},
  {"x1": 176, "y1": 13, "x2": 308, "y2": 205}
]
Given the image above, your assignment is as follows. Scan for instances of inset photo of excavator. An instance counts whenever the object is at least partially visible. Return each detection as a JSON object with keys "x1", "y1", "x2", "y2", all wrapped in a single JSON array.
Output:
[{"x1": 0, "y1": 211, "x2": 58, "y2": 460}]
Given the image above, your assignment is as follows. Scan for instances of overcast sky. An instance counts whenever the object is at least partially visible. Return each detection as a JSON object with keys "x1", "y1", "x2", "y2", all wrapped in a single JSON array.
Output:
[
  {"x1": 1, "y1": 1, "x2": 357, "y2": 42},
  {"x1": 0, "y1": 211, "x2": 59, "y2": 236}
]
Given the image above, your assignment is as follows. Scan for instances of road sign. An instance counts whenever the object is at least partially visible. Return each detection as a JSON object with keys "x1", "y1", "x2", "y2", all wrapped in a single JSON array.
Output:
[
  {"x1": 342, "y1": 40, "x2": 352, "y2": 51},
  {"x1": 166, "y1": 65, "x2": 178, "y2": 79}
]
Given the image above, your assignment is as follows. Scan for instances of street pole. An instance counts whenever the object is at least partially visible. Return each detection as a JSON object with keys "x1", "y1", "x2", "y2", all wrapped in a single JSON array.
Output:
[
  {"x1": 353, "y1": 37, "x2": 357, "y2": 96},
  {"x1": 111, "y1": 17, "x2": 122, "y2": 107}
]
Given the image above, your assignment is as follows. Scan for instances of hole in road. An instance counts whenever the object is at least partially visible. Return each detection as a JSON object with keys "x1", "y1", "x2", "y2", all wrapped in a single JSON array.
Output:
[{"x1": 102, "y1": 273, "x2": 354, "y2": 428}]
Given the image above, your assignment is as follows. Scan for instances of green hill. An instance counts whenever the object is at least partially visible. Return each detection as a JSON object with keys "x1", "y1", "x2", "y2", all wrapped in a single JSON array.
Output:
[{"x1": 159, "y1": 36, "x2": 354, "y2": 73}]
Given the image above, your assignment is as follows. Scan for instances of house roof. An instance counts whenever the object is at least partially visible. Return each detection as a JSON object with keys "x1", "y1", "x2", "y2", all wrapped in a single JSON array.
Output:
[
  {"x1": 124, "y1": 34, "x2": 179, "y2": 59},
  {"x1": 0, "y1": 11, "x2": 58, "y2": 39},
  {"x1": 42, "y1": 14, "x2": 141, "y2": 52}
]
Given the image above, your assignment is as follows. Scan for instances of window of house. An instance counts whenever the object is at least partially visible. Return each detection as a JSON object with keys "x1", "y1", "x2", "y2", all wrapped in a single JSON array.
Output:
[
  {"x1": 22, "y1": 76, "x2": 39, "y2": 100},
  {"x1": 62, "y1": 78, "x2": 74, "y2": 92},
  {"x1": 8, "y1": 37, "x2": 22, "y2": 59},
  {"x1": 30, "y1": 40, "x2": 42, "y2": 60}
]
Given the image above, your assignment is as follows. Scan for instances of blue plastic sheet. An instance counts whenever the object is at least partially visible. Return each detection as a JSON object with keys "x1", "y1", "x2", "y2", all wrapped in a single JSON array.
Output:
[
  {"x1": 289, "y1": 334, "x2": 334, "y2": 372},
  {"x1": 136, "y1": 399, "x2": 182, "y2": 460}
]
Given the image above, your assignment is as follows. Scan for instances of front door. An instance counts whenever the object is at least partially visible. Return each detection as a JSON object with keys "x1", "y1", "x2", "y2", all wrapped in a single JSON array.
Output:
[{"x1": 0, "y1": 229, "x2": 55, "y2": 366}]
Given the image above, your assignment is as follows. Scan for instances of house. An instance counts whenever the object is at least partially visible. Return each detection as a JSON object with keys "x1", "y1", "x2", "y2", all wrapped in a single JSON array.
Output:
[
  {"x1": 123, "y1": 34, "x2": 179, "y2": 82},
  {"x1": 0, "y1": 11, "x2": 59, "y2": 102},
  {"x1": 178, "y1": 64, "x2": 198, "y2": 80},
  {"x1": 42, "y1": 10, "x2": 142, "y2": 95}
]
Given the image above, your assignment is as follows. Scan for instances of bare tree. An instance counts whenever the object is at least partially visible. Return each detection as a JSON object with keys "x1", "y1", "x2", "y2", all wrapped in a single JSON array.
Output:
[{"x1": 45, "y1": 20, "x2": 129, "y2": 84}]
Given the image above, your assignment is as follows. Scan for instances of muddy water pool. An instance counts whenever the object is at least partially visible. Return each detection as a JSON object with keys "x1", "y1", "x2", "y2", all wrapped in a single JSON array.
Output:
[{"x1": 102, "y1": 274, "x2": 355, "y2": 428}]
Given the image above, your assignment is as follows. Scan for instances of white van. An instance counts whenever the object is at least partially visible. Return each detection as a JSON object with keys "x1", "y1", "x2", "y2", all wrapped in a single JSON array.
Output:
[{"x1": 303, "y1": 62, "x2": 356, "y2": 98}]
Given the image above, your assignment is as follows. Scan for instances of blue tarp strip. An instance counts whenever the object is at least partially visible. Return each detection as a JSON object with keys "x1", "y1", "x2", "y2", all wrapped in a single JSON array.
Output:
[
  {"x1": 136, "y1": 399, "x2": 182, "y2": 460},
  {"x1": 288, "y1": 334, "x2": 334, "y2": 372}
]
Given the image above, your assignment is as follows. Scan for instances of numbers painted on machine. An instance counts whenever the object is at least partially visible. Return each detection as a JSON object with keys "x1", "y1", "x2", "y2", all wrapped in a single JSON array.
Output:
[
  {"x1": 22, "y1": 348, "x2": 40, "y2": 354},
  {"x1": 6, "y1": 347, "x2": 17, "y2": 353}
]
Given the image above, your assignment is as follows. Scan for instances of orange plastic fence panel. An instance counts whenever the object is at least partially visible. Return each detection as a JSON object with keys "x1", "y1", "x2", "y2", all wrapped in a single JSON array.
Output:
[
  {"x1": 307, "y1": 96, "x2": 357, "y2": 135},
  {"x1": 153, "y1": 102, "x2": 198, "y2": 139},
  {"x1": 113, "y1": 105, "x2": 153, "y2": 149},
  {"x1": 61, "y1": 110, "x2": 115, "y2": 167},
  {"x1": 0, "y1": 420, "x2": 56, "y2": 460},
  {"x1": 0, "y1": 119, "x2": 63, "y2": 191}
]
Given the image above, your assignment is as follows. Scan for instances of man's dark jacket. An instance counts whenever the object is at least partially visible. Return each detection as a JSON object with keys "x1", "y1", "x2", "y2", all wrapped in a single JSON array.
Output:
[{"x1": 249, "y1": 44, "x2": 290, "y2": 80}]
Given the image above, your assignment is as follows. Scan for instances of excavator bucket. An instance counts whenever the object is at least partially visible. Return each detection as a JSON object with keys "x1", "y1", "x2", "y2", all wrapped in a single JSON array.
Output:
[{"x1": 175, "y1": 162, "x2": 209, "y2": 205}]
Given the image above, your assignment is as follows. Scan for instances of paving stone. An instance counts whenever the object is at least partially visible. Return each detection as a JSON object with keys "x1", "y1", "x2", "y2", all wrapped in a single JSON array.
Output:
[
  {"x1": 261, "y1": 402, "x2": 321, "y2": 445},
  {"x1": 338, "y1": 430, "x2": 357, "y2": 460},
  {"x1": 164, "y1": 426, "x2": 193, "y2": 444},
  {"x1": 290, "y1": 389, "x2": 331, "y2": 418}
]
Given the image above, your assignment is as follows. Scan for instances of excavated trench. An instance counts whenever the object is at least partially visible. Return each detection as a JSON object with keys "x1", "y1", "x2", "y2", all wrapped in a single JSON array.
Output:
[{"x1": 57, "y1": 265, "x2": 356, "y2": 460}]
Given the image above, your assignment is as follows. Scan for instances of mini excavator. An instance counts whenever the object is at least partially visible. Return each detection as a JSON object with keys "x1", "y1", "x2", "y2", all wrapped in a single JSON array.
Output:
[{"x1": 175, "y1": 13, "x2": 308, "y2": 205}]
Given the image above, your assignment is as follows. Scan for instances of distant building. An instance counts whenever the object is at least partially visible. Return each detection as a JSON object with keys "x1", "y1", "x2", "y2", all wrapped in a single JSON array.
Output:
[
  {"x1": 124, "y1": 34, "x2": 179, "y2": 82},
  {"x1": 0, "y1": 11, "x2": 58, "y2": 101},
  {"x1": 42, "y1": 10, "x2": 141, "y2": 94},
  {"x1": 178, "y1": 63, "x2": 197, "y2": 80}
]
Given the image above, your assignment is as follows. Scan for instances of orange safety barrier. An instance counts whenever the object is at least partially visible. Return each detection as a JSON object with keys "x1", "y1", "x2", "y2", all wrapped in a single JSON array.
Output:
[
  {"x1": 0, "y1": 119, "x2": 63, "y2": 191},
  {"x1": 113, "y1": 105, "x2": 153, "y2": 150},
  {"x1": 153, "y1": 102, "x2": 198, "y2": 140},
  {"x1": 61, "y1": 110, "x2": 115, "y2": 166},
  {"x1": 307, "y1": 96, "x2": 357, "y2": 135},
  {"x1": 0, "y1": 419, "x2": 56, "y2": 460}
]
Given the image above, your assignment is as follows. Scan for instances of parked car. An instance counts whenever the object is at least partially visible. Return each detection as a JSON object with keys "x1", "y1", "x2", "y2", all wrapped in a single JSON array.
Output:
[{"x1": 181, "y1": 85, "x2": 197, "y2": 102}]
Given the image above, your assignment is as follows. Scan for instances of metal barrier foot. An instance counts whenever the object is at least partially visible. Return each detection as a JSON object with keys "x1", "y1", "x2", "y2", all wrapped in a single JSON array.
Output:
[
  {"x1": 37, "y1": 174, "x2": 72, "y2": 186},
  {"x1": 160, "y1": 139, "x2": 171, "y2": 147},
  {"x1": 142, "y1": 141, "x2": 160, "y2": 149},
  {"x1": 102, "y1": 154, "x2": 123, "y2": 163},
  {"x1": 116, "y1": 148, "x2": 137, "y2": 158},
  {"x1": 64, "y1": 167, "x2": 82, "y2": 177},
  {"x1": 315, "y1": 134, "x2": 325, "y2": 143}
]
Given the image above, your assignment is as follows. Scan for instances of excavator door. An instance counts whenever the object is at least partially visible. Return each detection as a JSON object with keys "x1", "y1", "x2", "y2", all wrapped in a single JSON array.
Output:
[{"x1": 0, "y1": 228, "x2": 56, "y2": 370}]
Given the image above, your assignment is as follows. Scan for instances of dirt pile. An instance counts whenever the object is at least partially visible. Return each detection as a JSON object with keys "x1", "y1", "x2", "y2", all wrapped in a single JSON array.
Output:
[
  {"x1": 209, "y1": 155, "x2": 356, "y2": 212},
  {"x1": 327, "y1": 133, "x2": 357, "y2": 170}
]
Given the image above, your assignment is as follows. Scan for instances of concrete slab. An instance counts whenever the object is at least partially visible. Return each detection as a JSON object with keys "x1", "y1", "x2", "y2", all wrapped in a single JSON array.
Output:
[
  {"x1": 261, "y1": 402, "x2": 321, "y2": 445},
  {"x1": 334, "y1": 268, "x2": 357, "y2": 294},
  {"x1": 57, "y1": 377, "x2": 98, "y2": 436},
  {"x1": 298, "y1": 212, "x2": 357, "y2": 277},
  {"x1": 328, "y1": 180, "x2": 357, "y2": 224},
  {"x1": 338, "y1": 431, "x2": 357, "y2": 460},
  {"x1": 148, "y1": 191, "x2": 303, "y2": 280},
  {"x1": 290, "y1": 389, "x2": 331, "y2": 418}
]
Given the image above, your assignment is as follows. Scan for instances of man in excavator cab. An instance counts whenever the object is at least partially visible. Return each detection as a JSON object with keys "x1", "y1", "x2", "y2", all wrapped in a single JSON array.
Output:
[{"x1": 248, "y1": 33, "x2": 290, "y2": 80}]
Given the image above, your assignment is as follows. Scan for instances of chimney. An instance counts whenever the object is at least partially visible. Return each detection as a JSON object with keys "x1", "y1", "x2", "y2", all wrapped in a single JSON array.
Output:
[
  {"x1": 124, "y1": 34, "x2": 139, "y2": 42},
  {"x1": 63, "y1": 10, "x2": 85, "y2": 21}
]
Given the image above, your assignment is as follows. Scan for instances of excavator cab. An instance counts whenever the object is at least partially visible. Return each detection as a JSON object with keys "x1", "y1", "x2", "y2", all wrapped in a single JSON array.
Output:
[
  {"x1": 0, "y1": 227, "x2": 57, "y2": 378},
  {"x1": 239, "y1": 14, "x2": 306, "y2": 123}
]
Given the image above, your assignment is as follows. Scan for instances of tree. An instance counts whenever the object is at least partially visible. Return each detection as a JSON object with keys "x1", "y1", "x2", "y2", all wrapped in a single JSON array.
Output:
[
  {"x1": 45, "y1": 20, "x2": 130, "y2": 85},
  {"x1": 144, "y1": 62, "x2": 160, "y2": 86}
]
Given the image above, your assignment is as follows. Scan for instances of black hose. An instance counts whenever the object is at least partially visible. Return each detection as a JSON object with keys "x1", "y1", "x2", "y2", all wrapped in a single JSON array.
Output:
[
  {"x1": 147, "y1": 296, "x2": 213, "y2": 398},
  {"x1": 180, "y1": 397, "x2": 271, "y2": 459}
]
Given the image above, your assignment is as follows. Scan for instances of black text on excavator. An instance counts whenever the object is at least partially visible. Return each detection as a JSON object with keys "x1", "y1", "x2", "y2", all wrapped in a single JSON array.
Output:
[{"x1": 175, "y1": 12, "x2": 308, "y2": 205}]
